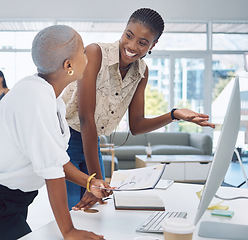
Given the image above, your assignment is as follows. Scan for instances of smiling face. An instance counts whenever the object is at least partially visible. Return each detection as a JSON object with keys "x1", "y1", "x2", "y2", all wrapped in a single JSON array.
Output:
[{"x1": 119, "y1": 21, "x2": 157, "y2": 67}]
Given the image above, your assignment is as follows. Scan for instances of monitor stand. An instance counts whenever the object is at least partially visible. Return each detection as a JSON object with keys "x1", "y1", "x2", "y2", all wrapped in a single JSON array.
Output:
[
  {"x1": 198, "y1": 221, "x2": 248, "y2": 240},
  {"x1": 234, "y1": 148, "x2": 248, "y2": 188}
]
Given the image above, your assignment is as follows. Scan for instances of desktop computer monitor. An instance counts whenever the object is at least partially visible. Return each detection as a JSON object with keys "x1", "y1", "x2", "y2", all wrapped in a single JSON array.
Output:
[{"x1": 194, "y1": 76, "x2": 248, "y2": 239}]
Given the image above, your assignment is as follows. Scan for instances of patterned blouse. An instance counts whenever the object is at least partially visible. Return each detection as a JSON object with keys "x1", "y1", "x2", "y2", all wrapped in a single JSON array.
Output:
[{"x1": 62, "y1": 40, "x2": 147, "y2": 136}]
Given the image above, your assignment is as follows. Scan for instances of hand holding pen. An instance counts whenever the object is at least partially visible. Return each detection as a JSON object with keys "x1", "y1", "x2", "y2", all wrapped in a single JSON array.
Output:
[{"x1": 72, "y1": 173, "x2": 114, "y2": 211}]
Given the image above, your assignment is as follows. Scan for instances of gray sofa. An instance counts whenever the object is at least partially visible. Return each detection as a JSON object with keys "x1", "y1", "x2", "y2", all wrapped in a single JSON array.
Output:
[{"x1": 100, "y1": 132, "x2": 212, "y2": 169}]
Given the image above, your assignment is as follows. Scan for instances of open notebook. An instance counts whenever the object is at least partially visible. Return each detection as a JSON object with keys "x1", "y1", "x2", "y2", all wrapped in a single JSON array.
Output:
[{"x1": 110, "y1": 164, "x2": 166, "y2": 191}]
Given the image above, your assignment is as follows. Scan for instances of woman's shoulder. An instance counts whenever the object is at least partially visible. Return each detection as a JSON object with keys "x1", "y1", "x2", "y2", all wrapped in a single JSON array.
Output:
[
  {"x1": 85, "y1": 43, "x2": 101, "y2": 55},
  {"x1": 95, "y1": 41, "x2": 119, "y2": 54},
  {"x1": 135, "y1": 58, "x2": 147, "y2": 77},
  {"x1": 140, "y1": 58, "x2": 147, "y2": 68},
  {"x1": 15, "y1": 75, "x2": 55, "y2": 100},
  {"x1": 86, "y1": 43, "x2": 101, "y2": 51}
]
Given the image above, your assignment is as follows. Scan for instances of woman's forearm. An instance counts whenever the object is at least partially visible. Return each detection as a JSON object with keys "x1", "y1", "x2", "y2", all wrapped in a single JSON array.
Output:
[
  {"x1": 129, "y1": 108, "x2": 215, "y2": 135},
  {"x1": 63, "y1": 161, "x2": 88, "y2": 186},
  {"x1": 129, "y1": 112, "x2": 172, "y2": 135},
  {"x1": 45, "y1": 178, "x2": 74, "y2": 238},
  {"x1": 80, "y1": 119, "x2": 103, "y2": 179}
]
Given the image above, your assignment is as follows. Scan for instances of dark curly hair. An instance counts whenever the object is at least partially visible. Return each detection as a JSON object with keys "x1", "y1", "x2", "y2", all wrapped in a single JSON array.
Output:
[
  {"x1": 127, "y1": 8, "x2": 165, "y2": 41},
  {"x1": 0, "y1": 71, "x2": 8, "y2": 88}
]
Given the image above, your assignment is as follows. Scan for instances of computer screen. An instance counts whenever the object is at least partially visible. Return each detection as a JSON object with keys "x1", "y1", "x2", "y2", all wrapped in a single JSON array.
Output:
[{"x1": 194, "y1": 76, "x2": 242, "y2": 238}]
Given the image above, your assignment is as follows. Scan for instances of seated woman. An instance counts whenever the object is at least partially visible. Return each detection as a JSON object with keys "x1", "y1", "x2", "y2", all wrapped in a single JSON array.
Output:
[
  {"x1": 0, "y1": 70, "x2": 9, "y2": 100},
  {"x1": 0, "y1": 25, "x2": 111, "y2": 240}
]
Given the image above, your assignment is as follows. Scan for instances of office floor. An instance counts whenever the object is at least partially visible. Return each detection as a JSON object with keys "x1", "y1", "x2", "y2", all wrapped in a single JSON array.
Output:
[{"x1": 27, "y1": 160, "x2": 248, "y2": 232}]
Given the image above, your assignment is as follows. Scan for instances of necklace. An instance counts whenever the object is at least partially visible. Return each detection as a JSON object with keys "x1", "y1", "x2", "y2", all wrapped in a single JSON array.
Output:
[{"x1": 119, "y1": 63, "x2": 132, "y2": 71}]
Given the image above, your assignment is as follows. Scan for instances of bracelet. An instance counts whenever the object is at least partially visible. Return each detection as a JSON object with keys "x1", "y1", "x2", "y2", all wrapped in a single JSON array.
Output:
[
  {"x1": 171, "y1": 108, "x2": 180, "y2": 121},
  {"x1": 86, "y1": 173, "x2": 96, "y2": 192}
]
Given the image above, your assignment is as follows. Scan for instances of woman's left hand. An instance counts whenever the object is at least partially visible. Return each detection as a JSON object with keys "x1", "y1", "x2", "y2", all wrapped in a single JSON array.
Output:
[
  {"x1": 89, "y1": 178, "x2": 114, "y2": 199},
  {"x1": 72, "y1": 179, "x2": 113, "y2": 210},
  {"x1": 72, "y1": 191, "x2": 106, "y2": 211},
  {"x1": 174, "y1": 108, "x2": 215, "y2": 128}
]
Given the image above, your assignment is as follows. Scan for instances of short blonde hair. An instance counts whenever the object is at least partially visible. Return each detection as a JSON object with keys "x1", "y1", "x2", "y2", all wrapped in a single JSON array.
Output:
[{"x1": 32, "y1": 25, "x2": 79, "y2": 74}]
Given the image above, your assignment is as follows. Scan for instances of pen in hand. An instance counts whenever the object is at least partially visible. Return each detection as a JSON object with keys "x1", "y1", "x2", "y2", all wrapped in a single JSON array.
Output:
[{"x1": 92, "y1": 184, "x2": 116, "y2": 193}]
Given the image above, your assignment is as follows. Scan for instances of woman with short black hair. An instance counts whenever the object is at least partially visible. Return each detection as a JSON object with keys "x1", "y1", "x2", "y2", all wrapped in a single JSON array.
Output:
[{"x1": 63, "y1": 8, "x2": 215, "y2": 211}]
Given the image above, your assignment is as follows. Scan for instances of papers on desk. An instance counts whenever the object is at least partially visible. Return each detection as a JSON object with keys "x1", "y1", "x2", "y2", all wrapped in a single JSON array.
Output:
[
  {"x1": 113, "y1": 190, "x2": 165, "y2": 211},
  {"x1": 112, "y1": 177, "x2": 172, "y2": 211},
  {"x1": 110, "y1": 164, "x2": 166, "y2": 191},
  {"x1": 155, "y1": 179, "x2": 174, "y2": 190},
  {"x1": 109, "y1": 164, "x2": 167, "y2": 210}
]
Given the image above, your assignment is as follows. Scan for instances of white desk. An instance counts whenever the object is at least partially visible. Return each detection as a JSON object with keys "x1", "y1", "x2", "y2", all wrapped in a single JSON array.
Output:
[
  {"x1": 136, "y1": 155, "x2": 213, "y2": 182},
  {"x1": 20, "y1": 182, "x2": 248, "y2": 240}
]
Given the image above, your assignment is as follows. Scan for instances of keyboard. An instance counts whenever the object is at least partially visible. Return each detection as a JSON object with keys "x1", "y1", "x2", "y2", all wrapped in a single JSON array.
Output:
[{"x1": 136, "y1": 211, "x2": 187, "y2": 233}]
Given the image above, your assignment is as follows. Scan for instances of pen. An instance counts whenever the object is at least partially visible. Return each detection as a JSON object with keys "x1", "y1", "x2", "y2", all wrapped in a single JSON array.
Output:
[{"x1": 102, "y1": 197, "x2": 112, "y2": 202}]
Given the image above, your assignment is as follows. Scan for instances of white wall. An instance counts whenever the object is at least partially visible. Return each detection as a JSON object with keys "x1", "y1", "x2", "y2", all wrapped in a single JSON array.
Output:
[{"x1": 1, "y1": 0, "x2": 248, "y2": 21}]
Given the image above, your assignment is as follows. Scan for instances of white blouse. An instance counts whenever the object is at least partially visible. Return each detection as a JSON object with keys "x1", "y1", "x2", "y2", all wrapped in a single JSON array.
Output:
[
  {"x1": 62, "y1": 40, "x2": 147, "y2": 136},
  {"x1": 0, "y1": 75, "x2": 70, "y2": 192}
]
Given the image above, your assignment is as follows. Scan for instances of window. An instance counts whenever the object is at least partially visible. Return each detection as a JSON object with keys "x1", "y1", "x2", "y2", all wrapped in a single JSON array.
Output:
[
  {"x1": 212, "y1": 54, "x2": 244, "y2": 99},
  {"x1": 173, "y1": 58, "x2": 205, "y2": 133},
  {"x1": 157, "y1": 33, "x2": 207, "y2": 51},
  {"x1": 1, "y1": 20, "x2": 248, "y2": 143},
  {"x1": 155, "y1": 23, "x2": 207, "y2": 51},
  {"x1": 16, "y1": 32, "x2": 38, "y2": 49},
  {"x1": 149, "y1": 70, "x2": 158, "y2": 77},
  {"x1": 0, "y1": 53, "x2": 16, "y2": 88},
  {"x1": 213, "y1": 23, "x2": 248, "y2": 51},
  {"x1": 212, "y1": 54, "x2": 248, "y2": 147},
  {"x1": 0, "y1": 32, "x2": 15, "y2": 49},
  {"x1": 0, "y1": 52, "x2": 36, "y2": 88}
]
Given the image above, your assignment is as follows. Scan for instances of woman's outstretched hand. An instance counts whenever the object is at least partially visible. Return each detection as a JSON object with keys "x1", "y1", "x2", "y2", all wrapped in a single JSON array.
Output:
[{"x1": 174, "y1": 108, "x2": 215, "y2": 128}]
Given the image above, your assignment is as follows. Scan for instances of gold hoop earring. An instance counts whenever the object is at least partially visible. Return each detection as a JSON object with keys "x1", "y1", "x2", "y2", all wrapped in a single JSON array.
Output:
[{"x1": 67, "y1": 69, "x2": 74, "y2": 76}]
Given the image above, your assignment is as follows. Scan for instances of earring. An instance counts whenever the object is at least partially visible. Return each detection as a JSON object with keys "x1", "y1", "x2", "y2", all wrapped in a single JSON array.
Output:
[
  {"x1": 148, "y1": 50, "x2": 152, "y2": 55},
  {"x1": 67, "y1": 69, "x2": 74, "y2": 76}
]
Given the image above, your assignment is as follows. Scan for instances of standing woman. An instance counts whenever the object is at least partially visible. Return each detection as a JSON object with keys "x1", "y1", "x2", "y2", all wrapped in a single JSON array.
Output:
[
  {"x1": 63, "y1": 8, "x2": 215, "y2": 210},
  {"x1": 0, "y1": 70, "x2": 9, "y2": 100},
  {"x1": 0, "y1": 25, "x2": 111, "y2": 240}
]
